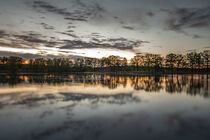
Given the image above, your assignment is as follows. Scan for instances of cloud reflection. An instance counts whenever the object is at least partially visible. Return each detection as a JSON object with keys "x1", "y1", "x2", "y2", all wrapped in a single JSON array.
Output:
[{"x1": 0, "y1": 74, "x2": 209, "y2": 140}]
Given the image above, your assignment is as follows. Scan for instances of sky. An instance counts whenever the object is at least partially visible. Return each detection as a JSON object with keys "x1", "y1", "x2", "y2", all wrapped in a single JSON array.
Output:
[{"x1": 0, "y1": 0, "x2": 210, "y2": 59}]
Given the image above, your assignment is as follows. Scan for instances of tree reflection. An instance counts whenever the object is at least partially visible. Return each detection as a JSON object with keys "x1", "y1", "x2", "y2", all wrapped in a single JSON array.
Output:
[{"x1": 0, "y1": 74, "x2": 209, "y2": 98}]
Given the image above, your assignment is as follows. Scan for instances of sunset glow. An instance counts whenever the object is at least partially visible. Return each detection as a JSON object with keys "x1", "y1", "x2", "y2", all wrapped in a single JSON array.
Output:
[
  {"x1": 0, "y1": 1, "x2": 209, "y2": 140},
  {"x1": 0, "y1": 0, "x2": 209, "y2": 59}
]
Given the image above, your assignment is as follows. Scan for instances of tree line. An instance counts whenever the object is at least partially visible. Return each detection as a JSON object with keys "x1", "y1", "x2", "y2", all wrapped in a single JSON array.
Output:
[{"x1": 0, "y1": 51, "x2": 209, "y2": 73}]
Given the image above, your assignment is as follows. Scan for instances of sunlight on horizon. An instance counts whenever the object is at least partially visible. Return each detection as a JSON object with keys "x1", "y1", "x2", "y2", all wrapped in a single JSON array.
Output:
[{"x1": 0, "y1": 46, "x2": 136, "y2": 59}]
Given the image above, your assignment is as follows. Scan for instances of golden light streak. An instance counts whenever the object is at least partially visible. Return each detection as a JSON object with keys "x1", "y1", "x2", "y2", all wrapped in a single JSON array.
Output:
[{"x1": 0, "y1": 46, "x2": 135, "y2": 59}]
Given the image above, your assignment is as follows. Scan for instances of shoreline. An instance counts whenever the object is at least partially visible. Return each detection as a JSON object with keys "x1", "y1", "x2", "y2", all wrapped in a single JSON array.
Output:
[{"x1": 0, "y1": 71, "x2": 209, "y2": 76}]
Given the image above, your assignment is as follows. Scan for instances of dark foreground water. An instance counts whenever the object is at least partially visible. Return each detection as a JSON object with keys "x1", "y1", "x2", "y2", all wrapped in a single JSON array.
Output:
[{"x1": 0, "y1": 74, "x2": 209, "y2": 140}]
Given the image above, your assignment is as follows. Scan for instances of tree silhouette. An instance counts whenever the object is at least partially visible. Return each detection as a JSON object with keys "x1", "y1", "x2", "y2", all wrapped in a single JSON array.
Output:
[
  {"x1": 166, "y1": 53, "x2": 177, "y2": 68},
  {"x1": 0, "y1": 50, "x2": 209, "y2": 74}
]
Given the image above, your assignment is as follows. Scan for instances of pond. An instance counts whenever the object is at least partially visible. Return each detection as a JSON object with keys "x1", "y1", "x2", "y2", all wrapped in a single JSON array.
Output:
[{"x1": 0, "y1": 74, "x2": 209, "y2": 140}]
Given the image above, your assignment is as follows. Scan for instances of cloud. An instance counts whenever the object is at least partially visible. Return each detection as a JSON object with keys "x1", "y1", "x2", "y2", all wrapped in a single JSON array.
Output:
[
  {"x1": 192, "y1": 34, "x2": 202, "y2": 39},
  {"x1": 0, "y1": 51, "x2": 44, "y2": 59},
  {"x1": 0, "y1": 42, "x2": 24, "y2": 48},
  {"x1": 122, "y1": 26, "x2": 134, "y2": 30},
  {"x1": 146, "y1": 12, "x2": 155, "y2": 17},
  {"x1": 66, "y1": 30, "x2": 74, "y2": 33},
  {"x1": 64, "y1": 17, "x2": 87, "y2": 21},
  {"x1": 13, "y1": 32, "x2": 61, "y2": 47},
  {"x1": 33, "y1": 1, "x2": 71, "y2": 16},
  {"x1": 1, "y1": 29, "x2": 147, "y2": 55},
  {"x1": 32, "y1": 0, "x2": 86, "y2": 21},
  {"x1": 73, "y1": 0, "x2": 106, "y2": 18},
  {"x1": 59, "y1": 37, "x2": 148, "y2": 51},
  {"x1": 40, "y1": 23, "x2": 55, "y2": 30},
  {"x1": 0, "y1": 30, "x2": 8, "y2": 38},
  {"x1": 0, "y1": 30, "x2": 61, "y2": 49},
  {"x1": 14, "y1": 34, "x2": 48, "y2": 44},
  {"x1": 90, "y1": 32, "x2": 106, "y2": 39},
  {"x1": 67, "y1": 25, "x2": 76, "y2": 29},
  {"x1": 31, "y1": 0, "x2": 106, "y2": 23},
  {"x1": 163, "y1": 6, "x2": 210, "y2": 32},
  {"x1": 0, "y1": 50, "x2": 81, "y2": 59},
  {"x1": 57, "y1": 31, "x2": 79, "y2": 38}
]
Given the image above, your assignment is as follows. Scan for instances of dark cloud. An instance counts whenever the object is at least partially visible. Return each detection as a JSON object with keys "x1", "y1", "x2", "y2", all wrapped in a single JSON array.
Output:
[
  {"x1": 0, "y1": 29, "x2": 147, "y2": 55},
  {"x1": 0, "y1": 30, "x2": 8, "y2": 38},
  {"x1": 0, "y1": 31, "x2": 34, "y2": 48},
  {"x1": 33, "y1": 1, "x2": 71, "y2": 16},
  {"x1": 67, "y1": 30, "x2": 74, "y2": 33},
  {"x1": 1, "y1": 29, "x2": 147, "y2": 52},
  {"x1": 57, "y1": 31, "x2": 79, "y2": 38},
  {"x1": 40, "y1": 22, "x2": 55, "y2": 30},
  {"x1": 67, "y1": 25, "x2": 76, "y2": 29},
  {"x1": 163, "y1": 6, "x2": 210, "y2": 32},
  {"x1": 13, "y1": 33, "x2": 61, "y2": 47},
  {"x1": 146, "y1": 12, "x2": 155, "y2": 17},
  {"x1": 0, "y1": 31, "x2": 61, "y2": 48},
  {"x1": 192, "y1": 34, "x2": 202, "y2": 39},
  {"x1": 91, "y1": 37, "x2": 103, "y2": 43},
  {"x1": 32, "y1": 0, "x2": 86, "y2": 22},
  {"x1": 14, "y1": 34, "x2": 48, "y2": 44},
  {"x1": 31, "y1": 0, "x2": 106, "y2": 23},
  {"x1": 0, "y1": 42, "x2": 24, "y2": 48},
  {"x1": 59, "y1": 38, "x2": 147, "y2": 51},
  {"x1": 58, "y1": 50, "x2": 75, "y2": 54},
  {"x1": 64, "y1": 17, "x2": 87, "y2": 21},
  {"x1": 73, "y1": 0, "x2": 106, "y2": 18},
  {"x1": 122, "y1": 26, "x2": 134, "y2": 30},
  {"x1": 90, "y1": 32, "x2": 105, "y2": 39}
]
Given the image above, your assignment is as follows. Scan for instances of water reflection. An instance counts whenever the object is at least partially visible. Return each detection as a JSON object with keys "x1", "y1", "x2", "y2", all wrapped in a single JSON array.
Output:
[
  {"x1": 0, "y1": 74, "x2": 209, "y2": 140},
  {"x1": 0, "y1": 74, "x2": 209, "y2": 97}
]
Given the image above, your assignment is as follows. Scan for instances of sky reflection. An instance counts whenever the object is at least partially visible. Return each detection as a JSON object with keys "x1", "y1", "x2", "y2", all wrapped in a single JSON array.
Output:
[{"x1": 0, "y1": 74, "x2": 209, "y2": 140}]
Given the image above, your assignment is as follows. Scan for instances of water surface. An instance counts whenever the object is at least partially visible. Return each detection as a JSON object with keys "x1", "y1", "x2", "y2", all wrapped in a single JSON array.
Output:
[{"x1": 0, "y1": 74, "x2": 209, "y2": 140}]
